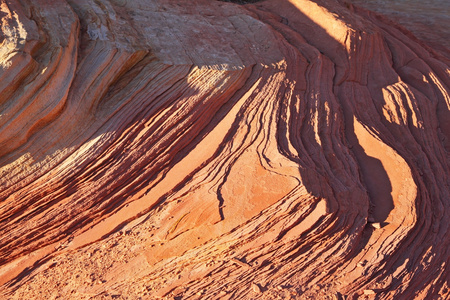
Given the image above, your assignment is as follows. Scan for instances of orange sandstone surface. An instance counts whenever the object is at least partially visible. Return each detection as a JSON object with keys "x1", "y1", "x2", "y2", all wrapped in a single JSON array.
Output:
[{"x1": 0, "y1": 0, "x2": 449, "y2": 299}]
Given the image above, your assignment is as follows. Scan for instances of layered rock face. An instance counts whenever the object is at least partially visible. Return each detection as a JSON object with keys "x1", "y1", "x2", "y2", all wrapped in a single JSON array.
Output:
[
  {"x1": 0, "y1": 0, "x2": 449, "y2": 299},
  {"x1": 349, "y1": 0, "x2": 450, "y2": 58}
]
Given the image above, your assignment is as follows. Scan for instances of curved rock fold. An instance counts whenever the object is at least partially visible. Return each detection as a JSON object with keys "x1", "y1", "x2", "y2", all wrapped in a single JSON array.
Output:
[{"x1": 0, "y1": 0, "x2": 448, "y2": 299}]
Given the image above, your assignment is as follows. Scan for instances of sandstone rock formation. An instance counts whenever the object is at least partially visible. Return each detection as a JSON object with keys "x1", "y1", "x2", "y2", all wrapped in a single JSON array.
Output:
[
  {"x1": 349, "y1": 0, "x2": 450, "y2": 58},
  {"x1": 0, "y1": 0, "x2": 449, "y2": 299}
]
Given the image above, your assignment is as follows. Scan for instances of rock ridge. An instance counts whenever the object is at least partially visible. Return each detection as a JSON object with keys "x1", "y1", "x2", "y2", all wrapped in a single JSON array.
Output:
[{"x1": 0, "y1": 0, "x2": 448, "y2": 299}]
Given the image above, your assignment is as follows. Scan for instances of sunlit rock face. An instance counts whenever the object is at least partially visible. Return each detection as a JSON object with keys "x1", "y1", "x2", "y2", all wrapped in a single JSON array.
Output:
[{"x1": 0, "y1": 0, "x2": 448, "y2": 299}]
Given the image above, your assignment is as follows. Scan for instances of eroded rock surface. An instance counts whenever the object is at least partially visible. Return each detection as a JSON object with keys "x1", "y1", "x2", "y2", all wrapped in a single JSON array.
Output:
[
  {"x1": 0, "y1": 0, "x2": 448, "y2": 299},
  {"x1": 349, "y1": 0, "x2": 450, "y2": 58}
]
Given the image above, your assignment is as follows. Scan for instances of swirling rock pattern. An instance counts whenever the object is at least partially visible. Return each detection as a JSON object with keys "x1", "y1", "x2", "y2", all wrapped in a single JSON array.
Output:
[{"x1": 0, "y1": 0, "x2": 448, "y2": 299}]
